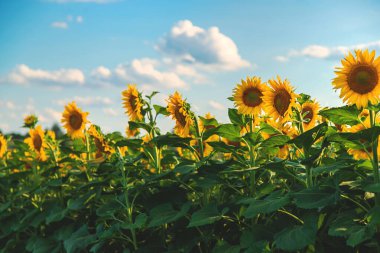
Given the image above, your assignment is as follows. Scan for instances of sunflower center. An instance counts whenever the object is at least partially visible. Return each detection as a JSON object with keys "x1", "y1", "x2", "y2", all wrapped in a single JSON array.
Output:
[
  {"x1": 274, "y1": 89, "x2": 291, "y2": 116},
  {"x1": 348, "y1": 65, "x2": 378, "y2": 94},
  {"x1": 0, "y1": 141, "x2": 2, "y2": 150},
  {"x1": 69, "y1": 113, "x2": 83, "y2": 130},
  {"x1": 175, "y1": 108, "x2": 187, "y2": 127},
  {"x1": 129, "y1": 95, "x2": 137, "y2": 111},
  {"x1": 302, "y1": 106, "x2": 313, "y2": 124},
  {"x1": 33, "y1": 135, "x2": 42, "y2": 152},
  {"x1": 242, "y1": 88, "x2": 263, "y2": 107}
]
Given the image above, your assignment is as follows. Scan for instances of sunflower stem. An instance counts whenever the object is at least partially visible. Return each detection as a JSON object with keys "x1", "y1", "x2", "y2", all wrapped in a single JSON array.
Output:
[
  {"x1": 248, "y1": 116, "x2": 256, "y2": 195},
  {"x1": 194, "y1": 116, "x2": 204, "y2": 160},
  {"x1": 84, "y1": 130, "x2": 91, "y2": 182},
  {"x1": 370, "y1": 110, "x2": 380, "y2": 204}
]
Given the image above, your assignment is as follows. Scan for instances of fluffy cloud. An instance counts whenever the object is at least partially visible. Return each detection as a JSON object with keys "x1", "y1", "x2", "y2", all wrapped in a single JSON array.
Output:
[
  {"x1": 5, "y1": 64, "x2": 85, "y2": 86},
  {"x1": 156, "y1": 20, "x2": 250, "y2": 71},
  {"x1": 56, "y1": 96, "x2": 113, "y2": 106},
  {"x1": 51, "y1": 21, "x2": 68, "y2": 29},
  {"x1": 276, "y1": 40, "x2": 380, "y2": 62},
  {"x1": 114, "y1": 58, "x2": 188, "y2": 89},
  {"x1": 209, "y1": 100, "x2": 226, "y2": 111},
  {"x1": 103, "y1": 108, "x2": 119, "y2": 117},
  {"x1": 91, "y1": 66, "x2": 112, "y2": 79}
]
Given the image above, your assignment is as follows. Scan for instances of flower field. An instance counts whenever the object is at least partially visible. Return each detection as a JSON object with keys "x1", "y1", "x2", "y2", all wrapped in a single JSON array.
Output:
[{"x1": 1, "y1": 49, "x2": 380, "y2": 252}]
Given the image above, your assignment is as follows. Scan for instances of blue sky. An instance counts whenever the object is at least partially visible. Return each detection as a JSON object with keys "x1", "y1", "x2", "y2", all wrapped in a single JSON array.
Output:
[{"x1": 1, "y1": 0, "x2": 380, "y2": 133}]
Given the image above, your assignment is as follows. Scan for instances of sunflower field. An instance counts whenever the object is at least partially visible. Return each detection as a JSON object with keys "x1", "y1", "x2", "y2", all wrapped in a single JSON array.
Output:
[{"x1": 1, "y1": 49, "x2": 380, "y2": 253}]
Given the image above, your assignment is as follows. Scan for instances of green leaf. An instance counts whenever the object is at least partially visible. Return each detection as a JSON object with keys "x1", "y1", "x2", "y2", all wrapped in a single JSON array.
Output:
[
  {"x1": 289, "y1": 122, "x2": 328, "y2": 152},
  {"x1": 212, "y1": 241, "x2": 240, "y2": 253},
  {"x1": 260, "y1": 134, "x2": 290, "y2": 148},
  {"x1": 199, "y1": 116, "x2": 219, "y2": 129},
  {"x1": 243, "y1": 192, "x2": 290, "y2": 218},
  {"x1": 148, "y1": 202, "x2": 191, "y2": 227},
  {"x1": 187, "y1": 203, "x2": 228, "y2": 228},
  {"x1": 347, "y1": 225, "x2": 376, "y2": 247},
  {"x1": 64, "y1": 225, "x2": 97, "y2": 253},
  {"x1": 121, "y1": 213, "x2": 147, "y2": 230},
  {"x1": 115, "y1": 139, "x2": 143, "y2": 149},
  {"x1": 46, "y1": 205, "x2": 67, "y2": 224},
  {"x1": 319, "y1": 105, "x2": 361, "y2": 126},
  {"x1": 128, "y1": 121, "x2": 152, "y2": 133},
  {"x1": 207, "y1": 141, "x2": 237, "y2": 153},
  {"x1": 173, "y1": 164, "x2": 197, "y2": 175},
  {"x1": 152, "y1": 133, "x2": 192, "y2": 148},
  {"x1": 274, "y1": 214, "x2": 318, "y2": 251},
  {"x1": 153, "y1": 104, "x2": 169, "y2": 116},
  {"x1": 228, "y1": 108, "x2": 246, "y2": 126},
  {"x1": 204, "y1": 124, "x2": 241, "y2": 142},
  {"x1": 363, "y1": 183, "x2": 380, "y2": 193},
  {"x1": 67, "y1": 192, "x2": 96, "y2": 211},
  {"x1": 292, "y1": 187, "x2": 339, "y2": 209}
]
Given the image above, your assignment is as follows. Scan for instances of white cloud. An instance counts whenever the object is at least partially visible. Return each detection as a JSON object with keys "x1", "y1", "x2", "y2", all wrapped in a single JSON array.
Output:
[
  {"x1": 209, "y1": 100, "x2": 226, "y2": 111},
  {"x1": 43, "y1": 108, "x2": 62, "y2": 122},
  {"x1": 156, "y1": 20, "x2": 250, "y2": 71},
  {"x1": 103, "y1": 108, "x2": 119, "y2": 117},
  {"x1": 5, "y1": 64, "x2": 85, "y2": 86},
  {"x1": 56, "y1": 96, "x2": 113, "y2": 106},
  {"x1": 91, "y1": 66, "x2": 112, "y2": 79},
  {"x1": 76, "y1": 16, "x2": 83, "y2": 23},
  {"x1": 51, "y1": 21, "x2": 68, "y2": 29},
  {"x1": 114, "y1": 58, "x2": 188, "y2": 89},
  {"x1": 276, "y1": 40, "x2": 380, "y2": 62}
]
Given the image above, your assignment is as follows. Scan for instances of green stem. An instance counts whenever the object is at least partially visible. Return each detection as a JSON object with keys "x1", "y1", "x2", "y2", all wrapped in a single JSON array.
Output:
[
  {"x1": 84, "y1": 130, "x2": 91, "y2": 182},
  {"x1": 194, "y1": 116, "x2": 204, "y2": 160},
  {"x1": 305, "y1": 165, "x2": 313, "y2": 188},
  {"x1": 370, "y1": 110, "x2": 380, "y2": 205},
  {"x1": 117, "y1": 148, "x2": 138, "y2": 250}
]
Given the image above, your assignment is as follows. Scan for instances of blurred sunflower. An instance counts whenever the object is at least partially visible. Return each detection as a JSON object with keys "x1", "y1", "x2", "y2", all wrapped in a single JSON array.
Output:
[
  {"x1": 0, "y1": 134, "x2": 7, "y2": 158},
  {"x1": 61, "y1": 102, "x2": 89, "y2": 139},
  {"x1": 333, "y1": 49, "x2": 380, "y2": 108},
  {"x1": 346, "y1": 117, "x2": 380, "y2": 160},
  {"x1": 301, "y1": 101, "x2": 320, "y2": 131},
  {"x1": 24, "y1": 125, "x2": 47, "y2": 161},
  {"x1": 122, "y1": 84, "x2": 143, "y2": 121},
  {"x1": 233, "y1": 76, "x2": 268, "y2": 115},
  {"x1": 167, "y1": 92, "x2": 194, "y2": 137},
  {"x1": 125, "y1": 124, "x2": 139, "y2": 138},
  {"x1": 88, "y1": 125, "x2": 114, "y2": 158},
  {"x1": 23, "y1": 114, "x2": 38, "y2": 128},
  {"x1": 263, "y1": 76, "x2": 297, "y2": 121}
]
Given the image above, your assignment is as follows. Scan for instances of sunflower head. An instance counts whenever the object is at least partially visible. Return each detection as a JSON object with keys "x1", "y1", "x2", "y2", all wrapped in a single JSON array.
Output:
[
  {"x1": 333, "y1": 49, "x2": 380, "y2": 108},
  {"x1": 61, "y1": 102, "x2": 89, "y2": 139},
  {"x1": 24, "y1": 125, "x2": 47, "y2": 161},
  {"x1": 0, "y1": 134, "x2": 7, "y2": 158},
  {"x1": 23, "y1": 114, "x2": 38, "y2": 129},
  {"x1": 88, "y1": 125, "x2": 114, "y2": 156},
  {"x1": 126, "y1": 124, "x2": 139, "y2": 138},
  {"x1": 263, "y1": 76, "x2": 297, "y2": 122},
  {"x1": 233, "y1": 76, "x2": 268, "y2": 116},
  {"x1": 167, "y1": 92, "x2": 194, "y2": 137},
  {"x1": 301, "y1": 101, "x2": 320, "y2": 131},
  {"x1": 122, "y1": 84, "x2": 144, "y2": 121}
]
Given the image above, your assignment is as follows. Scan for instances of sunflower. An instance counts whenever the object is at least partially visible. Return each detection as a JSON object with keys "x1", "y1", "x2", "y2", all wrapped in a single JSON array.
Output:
[
  {"x1": 263, "y1": 76, "x2": 297, "y2": 122},
  {"x1": 24, "y1": 125, "x2": 47, "y2": 161},
  {"x1": 61, "y1": 102, "x2": 89, "y2": 139},
  {"x1": 122, "y1": 84, "x2": 143, "y2": 121},
  {"x1": 346, "y1": 117, "x2": 380, "y2": 160},
  {"x1": 167, "y1": 92, "x2": 194, "y2": 137},
  {"x1": 88, "y1": 125, "x2": 114, "y2": 157},
  {"x1": 0, "y1": 134, "x2": 7, "y2": 158},
  {"x1": 233, "y1": 76, "x2": 268, "y2": 115},
  {"x1": 23, "y1": 114, "x2": 38, "y2": 128},
  {"x1": 301, "y1": 101, "x2": 320, "y2": 131},
  {"x1": 126, "y1": 124, "x2": 139, "y2": 138},
  {"x1": 333, "y1": 49, "x2": 380, "y2": 108}
]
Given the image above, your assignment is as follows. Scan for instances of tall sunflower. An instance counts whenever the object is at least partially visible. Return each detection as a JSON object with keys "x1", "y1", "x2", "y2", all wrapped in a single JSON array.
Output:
[
  {"x1": 167, "y1": 92, "x2": 194, "y2": 137},
  {"x1": 122, "y1": 84, "x2": 143, "y2": 121},
  {"x1": 233, "y1": 76, "x2": 268, "y2": 115},
  {"x1": 333, "y1": 49, "x2": 380, "y2": 108},
  {"x1": 61, "y1": 102, "x2": 89, "y2": 139},
  {"x1": 301, "y1": 101, "x2": 320, "y2": 131},
  {"x1": 263, "y1": 76, "x2": 297, "y2": 122},
  {"x1": 24, "y1": 125, "x2": 47, "y2": 161},
  {"x1": 0, "y1": 134, "x2": 7, "y2": 158}
]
